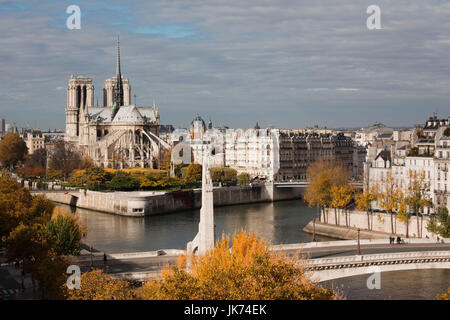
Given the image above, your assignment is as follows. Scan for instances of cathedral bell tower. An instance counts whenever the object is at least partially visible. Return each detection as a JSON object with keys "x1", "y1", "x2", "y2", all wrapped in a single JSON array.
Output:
[{"x1": 65, "y1": 76, "x2": 94, "y2": 142}]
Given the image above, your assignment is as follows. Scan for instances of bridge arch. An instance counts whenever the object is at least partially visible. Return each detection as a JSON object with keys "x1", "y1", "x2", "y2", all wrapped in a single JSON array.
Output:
[{"x1": 309, "y1": 262, "x2": 450, "y2": 282}]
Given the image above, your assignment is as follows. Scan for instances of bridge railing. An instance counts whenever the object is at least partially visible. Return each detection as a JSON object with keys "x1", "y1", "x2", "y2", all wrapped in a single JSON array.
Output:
[{"x1": 304, "y1": 251, "x2": 450, "y2": 268}]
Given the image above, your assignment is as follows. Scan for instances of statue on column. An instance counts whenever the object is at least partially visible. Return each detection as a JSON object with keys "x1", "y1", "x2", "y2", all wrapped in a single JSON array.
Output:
[{"x1": 186, "y1": 149, "x2": 215, "y2": 256}]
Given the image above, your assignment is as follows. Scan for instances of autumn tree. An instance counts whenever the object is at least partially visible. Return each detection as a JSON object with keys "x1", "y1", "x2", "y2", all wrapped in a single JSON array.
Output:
[
  {"x1": 378, "y1": 172, "x2": 401, "y2": 234},
  {"x1": 396, "y1": 189, "x2": 410, "y2": 237},
  {"x1": 405, "y1": 170, "x2": 431, "y2": 238},
  {"x1": 0, "y1": 132, "x2": 28, "y2": 169},
  {"x1": 160, "y1": 150, "x2": 172, "y2": 171},
  {"x1": 437, "y1": 287, "x2": 450, "y2": 300},
  {"x1": 304, "y1": 159, "x2": 350, "y2": 224},
  {"x1": 69, "y1": 166, "x2": 110, "y2": 190},
  {"x1": 355, "y1": 187, "x2": 378, "y2": 230},
  {"x1": 18, "y1": 148, "x2": 47, "y2": 178},
  {"x1": 2, "y1": 222, "x2": 70, "y2": 299},
  {"x1": 138, "y1": 231, "x2": 337, "y2": 300},
  {"x1": 67, "y1": 269, "x2": 136, "y2": 300},
  {"x1": 330, "y1": 184, "x2": 355, "y2": 227},
  {"x1": 82, "y1": 155, "x2": 95, "y2": 168},
  {"x1": 0, "y1": 170, "x2": 54, "y2": 238},
  {"x1": 48, "y1": 141, "x2": 82, "y2": 180},
  {"x1": 185, "y1": 163, "x2": 202, "y2": 183}
]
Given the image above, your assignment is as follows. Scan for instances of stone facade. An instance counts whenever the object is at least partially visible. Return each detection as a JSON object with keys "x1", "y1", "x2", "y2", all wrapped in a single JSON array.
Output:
[
  {"x1": 366, "y1": 115, "x2": 450, "y2": 212},
  {"x1": 64, "y1": 40, "x2": 169, "y2": 169},
  {"x1": 171, "y1": 115, "x2": 360, "y2": 182}
]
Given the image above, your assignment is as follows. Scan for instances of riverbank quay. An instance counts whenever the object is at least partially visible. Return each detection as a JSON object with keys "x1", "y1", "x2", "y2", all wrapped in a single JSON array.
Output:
[
  {"x1": 35, "y1": 183, "x2": 305, "y2": 216},
  {"x1": 302, "y1": 208, "x2": 450, "y2": 241}
]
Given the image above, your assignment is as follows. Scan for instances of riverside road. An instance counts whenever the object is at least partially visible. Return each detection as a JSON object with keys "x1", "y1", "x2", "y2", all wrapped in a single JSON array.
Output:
[{"x1": 74, "y1": 242, "x2": 450, "y2": 277}]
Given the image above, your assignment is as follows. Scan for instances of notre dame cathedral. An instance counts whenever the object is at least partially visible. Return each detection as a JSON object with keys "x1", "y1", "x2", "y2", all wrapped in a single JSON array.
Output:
[{"x1": 64, "y1": 38, "x2": 169, "y2": 169}]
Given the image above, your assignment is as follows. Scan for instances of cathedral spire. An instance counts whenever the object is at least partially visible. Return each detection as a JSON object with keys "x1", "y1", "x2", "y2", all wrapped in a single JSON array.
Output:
[
  {"x1": 116, "y1": 35, "x2": 121, "y2": 77},
  {"x1": 112, "y1": 35, "x2": 124, "y2": 107}
]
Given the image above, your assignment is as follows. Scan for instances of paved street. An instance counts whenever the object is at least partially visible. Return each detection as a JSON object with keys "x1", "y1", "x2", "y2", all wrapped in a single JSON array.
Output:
[{"x1": 74, "y1": 242, "x2": 450, "y2": 277}]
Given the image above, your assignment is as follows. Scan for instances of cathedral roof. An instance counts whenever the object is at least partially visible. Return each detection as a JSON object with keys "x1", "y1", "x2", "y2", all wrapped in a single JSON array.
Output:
[
  {"x1": 88, "y1": 105, "x2": 158, "y2": 124},
  {"x1": 89, "y1": 107, "x2": 113, "y2": 122},
  {"x1": 112, "y1": 105, "x2": 143, "y2": 123}
]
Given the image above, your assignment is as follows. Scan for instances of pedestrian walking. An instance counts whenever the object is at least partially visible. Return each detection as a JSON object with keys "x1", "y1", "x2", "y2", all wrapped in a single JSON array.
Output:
[{"x1": 437, "y1": 236, "x2": 440, "y2": 243}]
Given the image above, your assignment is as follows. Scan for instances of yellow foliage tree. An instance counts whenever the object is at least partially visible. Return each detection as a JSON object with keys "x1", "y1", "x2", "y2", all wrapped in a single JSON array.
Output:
[
  {"x1": 437, "y1": 287, "x2": 450, "y2": 300},
  {"x1": 355, "y1": 187, "x2": 378, "y2": 230},
  {"x1": 331, "y1": 184, "x2": 354, "y2": 227},
  {"x1": 138, "y1": 231, "x2": 338, "y2": 300},
  {"x1": 405, "y1": 170, "x2": 431, "y2": 238},
  {"x1": 305, "y1": 159, "x2": 350, "y2": 225},
  {"x1": 67, "y1": 269, "x2": 136, "y2": 300},
  {"x1": 378, "y1": 172, "x2": 401, "y2": 234}
]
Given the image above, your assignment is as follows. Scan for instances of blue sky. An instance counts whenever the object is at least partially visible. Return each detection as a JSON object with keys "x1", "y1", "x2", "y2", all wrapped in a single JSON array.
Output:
[{"x1": 0, "y1": 0, "x2": 449, "y2": 130}]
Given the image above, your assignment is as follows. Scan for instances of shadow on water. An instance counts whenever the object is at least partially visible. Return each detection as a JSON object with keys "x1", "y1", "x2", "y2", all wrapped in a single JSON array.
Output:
[{"x1": 56, "y1": 199, "x2": 333, "y2": 253}]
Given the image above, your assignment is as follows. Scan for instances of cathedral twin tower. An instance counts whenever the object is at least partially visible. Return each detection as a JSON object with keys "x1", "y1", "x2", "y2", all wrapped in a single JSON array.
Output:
[{"x1": 65, "y1": 38, "x2": 131, "y2": 139}]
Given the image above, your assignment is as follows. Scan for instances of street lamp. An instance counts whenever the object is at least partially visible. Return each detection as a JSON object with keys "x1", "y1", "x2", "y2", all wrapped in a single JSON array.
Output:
[
  {"x1": 357, "y1": 228, "x2": 361, "y2": 255},
  {"x1": 90, "y1": 244, "x2": 94, "y2": 268},
  {"x1": 312, "y1": 218, "x2": 316, "y2": 242}
]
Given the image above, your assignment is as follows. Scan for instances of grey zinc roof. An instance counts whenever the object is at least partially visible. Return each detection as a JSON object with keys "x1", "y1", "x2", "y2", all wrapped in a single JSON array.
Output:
[
  {"x1": 112, "y1": 105, "x2": 144, "y2": 123},
  {"x1": 138, "y1": 107, "x2": 158, "y2": 122},
  {"x1": 88, "y1": 107, "x2": 113, "y2": 122},
  {"x1": 88, "y1": 105, "x2": 157, "y2": 123}
]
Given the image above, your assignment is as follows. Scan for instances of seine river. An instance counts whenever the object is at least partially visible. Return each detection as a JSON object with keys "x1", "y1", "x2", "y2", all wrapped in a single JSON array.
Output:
[{"x1": 57, "y1": 200, "x2": 449, "y2": 300}]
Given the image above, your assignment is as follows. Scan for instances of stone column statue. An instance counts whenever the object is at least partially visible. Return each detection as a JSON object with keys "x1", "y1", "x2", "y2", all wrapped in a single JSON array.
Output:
[{"x1": 186, "y1": 150, "x2": 215, "y2": 256}]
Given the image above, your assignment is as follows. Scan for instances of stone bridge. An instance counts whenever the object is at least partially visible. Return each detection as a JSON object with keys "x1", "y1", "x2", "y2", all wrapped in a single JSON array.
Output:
[{"x1": 304, "y1": 250, "x2": 450, "y2": 282}]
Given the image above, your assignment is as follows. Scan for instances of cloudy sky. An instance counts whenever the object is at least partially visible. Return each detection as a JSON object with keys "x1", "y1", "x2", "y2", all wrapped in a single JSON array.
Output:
[{"x1": 1, "y1": 0, "x2": 450, "y2": 130}]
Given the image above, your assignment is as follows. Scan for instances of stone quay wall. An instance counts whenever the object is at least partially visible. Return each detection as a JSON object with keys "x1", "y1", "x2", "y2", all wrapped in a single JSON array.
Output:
[
  {"x1": 303, "y1": 207, "x2": 438, "y2": 239},
  {"x1": 40, "y1": 183, "x2": 304, "y2": 217}
]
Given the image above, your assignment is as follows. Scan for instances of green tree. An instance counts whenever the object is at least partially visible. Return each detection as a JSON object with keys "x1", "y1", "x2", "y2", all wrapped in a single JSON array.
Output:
[
  {"x1": 109, "y1": 171, "x2": 140, "y2": 191},
  {"x1": 211, "y1": 167, "x2": 237, "y2": 185},
  {"x1": 46, "y1": 209, "x2": 86, "y2": 256},
  {"x1": 0, "y1": 132, "x2": 28, "y2": 169},
  {"x1": 237, "y1": 172, "x2": 251, "y2": 186},
  {"x1": 427, "y1": 206, "x2": 450, "y2": 238}
]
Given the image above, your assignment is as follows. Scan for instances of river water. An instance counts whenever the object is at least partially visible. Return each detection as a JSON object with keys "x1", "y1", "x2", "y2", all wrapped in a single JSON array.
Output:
[{"x1": 57, "y1": 199, "x2": 449, "y2": 300}]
